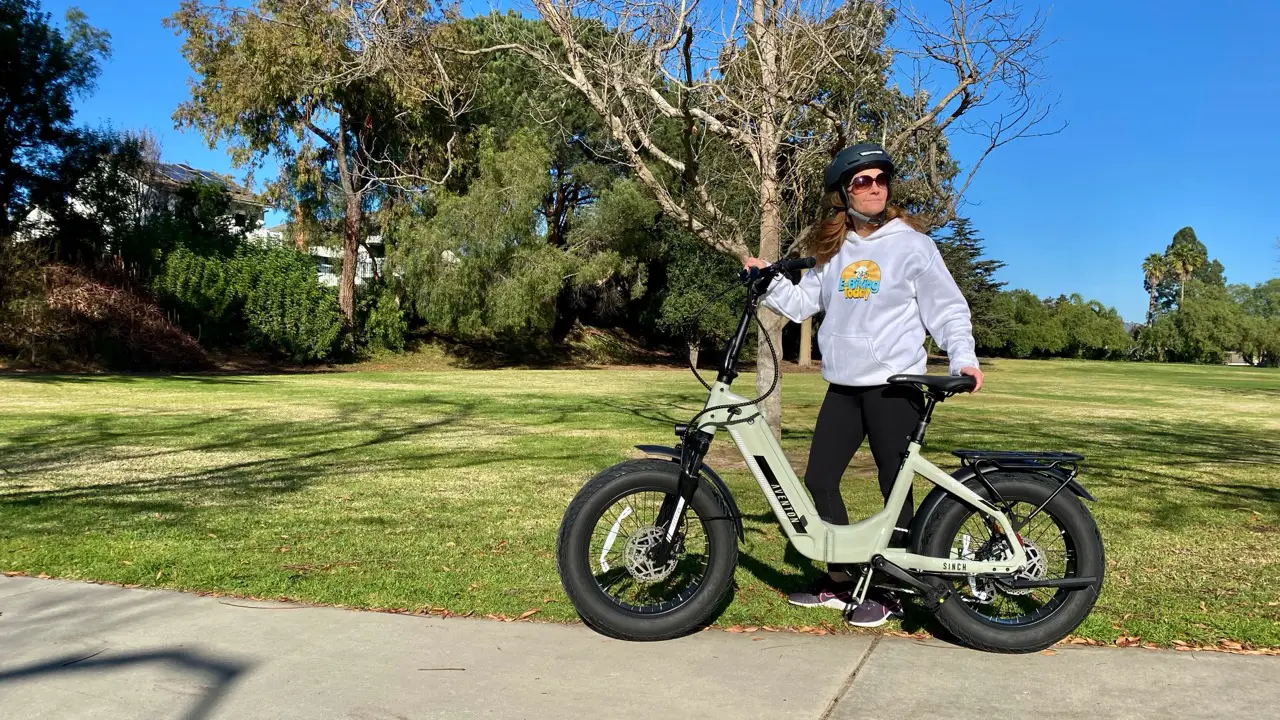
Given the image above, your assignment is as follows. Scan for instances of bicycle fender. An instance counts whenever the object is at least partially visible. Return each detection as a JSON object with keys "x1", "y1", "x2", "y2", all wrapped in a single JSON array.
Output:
[
  {"x1": 908, "y1": 466, "x2": 1095, "y2": 551},
  {"x1": 634, "y1": 444, "x2": 744, "y2": 541}
]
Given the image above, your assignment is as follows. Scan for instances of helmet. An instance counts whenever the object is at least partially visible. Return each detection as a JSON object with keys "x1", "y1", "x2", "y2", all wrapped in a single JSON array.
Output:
[
  {"x1": 823, "y1": 142, "x2": 895, "y2": 191},
  {"x1": 823, "y1": 142, "x2": 895, "y2": 226}
]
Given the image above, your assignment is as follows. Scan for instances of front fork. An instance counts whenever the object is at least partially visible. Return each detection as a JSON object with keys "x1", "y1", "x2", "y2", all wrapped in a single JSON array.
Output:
[{"x1": 651, "y1": 429, "x2": 712, "y2": 565}]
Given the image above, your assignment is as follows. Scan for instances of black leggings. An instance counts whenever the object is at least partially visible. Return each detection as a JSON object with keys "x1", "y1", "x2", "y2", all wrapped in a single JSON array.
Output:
[{"x1": 804, "y1": 383, "x2": 926, "y2": 550}]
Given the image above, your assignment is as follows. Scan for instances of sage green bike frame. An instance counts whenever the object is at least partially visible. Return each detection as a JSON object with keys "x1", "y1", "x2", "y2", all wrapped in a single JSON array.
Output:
[{"x1": 694, "y1": 381, "x2": 1028, "y2": 576}]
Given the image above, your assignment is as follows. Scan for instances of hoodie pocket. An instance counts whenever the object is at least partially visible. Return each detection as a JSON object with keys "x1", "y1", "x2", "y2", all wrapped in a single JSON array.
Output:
[{"x1": 818, "y1": 333, "x2": 890, "y2": 382}]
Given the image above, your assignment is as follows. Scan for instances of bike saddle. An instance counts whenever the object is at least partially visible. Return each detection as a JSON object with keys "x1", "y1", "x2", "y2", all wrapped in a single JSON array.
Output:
[{"x1": 887, "y1": 373, "x2": 976, "y2": 397}]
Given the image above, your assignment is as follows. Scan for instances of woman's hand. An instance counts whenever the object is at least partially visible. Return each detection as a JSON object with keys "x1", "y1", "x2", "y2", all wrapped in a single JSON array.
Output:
[
  {"x1": 959, "y1": 366, "x2": 984, "y2": 392},
  {"x1": 742, "y1": 257, "x2": 769, "y2": 271}
]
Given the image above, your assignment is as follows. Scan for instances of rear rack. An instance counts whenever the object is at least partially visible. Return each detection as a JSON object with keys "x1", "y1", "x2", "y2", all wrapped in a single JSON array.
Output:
[
  {"x1": 951, "y1": 449, "x2": 1092, "y2": 515},
  {"x1": 952, "y1": 449, "x2": 1083, "y2": 467}
]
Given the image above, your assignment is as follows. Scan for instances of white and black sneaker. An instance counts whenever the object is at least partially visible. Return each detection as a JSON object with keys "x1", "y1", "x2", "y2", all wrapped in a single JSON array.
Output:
[{"x1": 844, "y1": 590, "x2": 905, "y2": 628}]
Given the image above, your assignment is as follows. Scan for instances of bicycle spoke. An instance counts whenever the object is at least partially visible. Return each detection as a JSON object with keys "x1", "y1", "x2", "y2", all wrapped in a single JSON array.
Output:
[{"x1": 587, "y1": 488, "x2": 712, "y2": 614}]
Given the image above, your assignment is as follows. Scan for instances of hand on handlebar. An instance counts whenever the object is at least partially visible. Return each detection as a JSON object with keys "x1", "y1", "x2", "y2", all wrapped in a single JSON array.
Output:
[{"x1": 740, "y1": 256, "x2": 816, "y2": 282}]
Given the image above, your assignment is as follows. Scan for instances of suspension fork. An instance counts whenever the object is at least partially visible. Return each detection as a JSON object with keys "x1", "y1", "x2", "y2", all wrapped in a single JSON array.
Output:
[{"x1": 651, "y1": 429, "x2": 713, "y2": 564}]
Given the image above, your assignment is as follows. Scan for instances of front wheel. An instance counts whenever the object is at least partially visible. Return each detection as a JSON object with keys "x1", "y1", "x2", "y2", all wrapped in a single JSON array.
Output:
[
  {"x1": 914, "y1": 473, "x2": 1105, "y2": 653},
  {"x1": 556, "y1": 458, "x2": 738, "y2": 641}
]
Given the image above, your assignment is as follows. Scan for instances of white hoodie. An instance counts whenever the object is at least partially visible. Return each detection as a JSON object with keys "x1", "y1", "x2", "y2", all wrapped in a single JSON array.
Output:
[{"x1": 761, "y1": 218, "x2": 978, "y2": 387}]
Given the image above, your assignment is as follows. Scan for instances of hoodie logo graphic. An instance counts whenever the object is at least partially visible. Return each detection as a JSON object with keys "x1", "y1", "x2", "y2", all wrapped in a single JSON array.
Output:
[{"x1": 839, "y1": 260, "x2": 881, "y2": 300}]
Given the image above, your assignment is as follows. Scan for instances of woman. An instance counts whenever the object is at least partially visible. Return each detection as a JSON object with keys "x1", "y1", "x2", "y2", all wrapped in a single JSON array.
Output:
[{"x1": 743, "y1": 142, "x2": 983, "y2": 627}]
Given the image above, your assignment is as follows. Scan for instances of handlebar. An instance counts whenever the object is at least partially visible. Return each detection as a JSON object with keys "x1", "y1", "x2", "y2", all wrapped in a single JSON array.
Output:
[{"x1": 738, "y1": 256, "x2": 816, "y2": 283}]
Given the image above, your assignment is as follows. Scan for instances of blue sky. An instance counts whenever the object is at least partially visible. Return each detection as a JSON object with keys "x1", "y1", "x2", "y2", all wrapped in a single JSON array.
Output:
[{"x1": 42, "y1": 0, "x2": 1280, "y2": 323}]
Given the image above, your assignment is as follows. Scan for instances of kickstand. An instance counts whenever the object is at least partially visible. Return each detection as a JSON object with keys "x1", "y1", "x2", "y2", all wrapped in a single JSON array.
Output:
[{"x1": 851, "y1": 565, "x2": 873, "y2": 606}]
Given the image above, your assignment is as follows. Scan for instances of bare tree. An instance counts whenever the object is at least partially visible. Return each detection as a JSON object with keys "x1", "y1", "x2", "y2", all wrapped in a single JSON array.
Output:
[{"x1": 449, "y1": 0, "x2": 1051, "y2": 436}]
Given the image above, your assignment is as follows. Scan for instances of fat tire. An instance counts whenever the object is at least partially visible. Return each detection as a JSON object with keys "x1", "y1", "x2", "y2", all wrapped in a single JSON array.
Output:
[
  {"x1": 914, "y1": 473, "x2": 1105, "y2": 653},
  {"x1": 556, "y1": 458, "x2": 738, "y2": 641}
]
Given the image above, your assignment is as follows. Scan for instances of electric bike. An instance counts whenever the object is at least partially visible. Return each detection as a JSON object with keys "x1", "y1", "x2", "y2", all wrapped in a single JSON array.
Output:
[{"x1": 555, "y1": 257, "x2": 1104, "y2": 653}]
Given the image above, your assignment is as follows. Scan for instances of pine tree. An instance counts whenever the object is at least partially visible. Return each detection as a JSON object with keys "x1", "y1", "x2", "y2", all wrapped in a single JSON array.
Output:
[{"x1": 933, "y1": 218, "x2": 1009, "y2": 351}]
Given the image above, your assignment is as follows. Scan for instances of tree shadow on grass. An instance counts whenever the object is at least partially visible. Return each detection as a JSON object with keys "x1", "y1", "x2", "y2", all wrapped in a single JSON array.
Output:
[
  {"x1": 0, "y1": 394, "x2": 582, "y2": 539},
  {"x1": 938, "y1": 413, "x2": 1280, "y2": 530}
]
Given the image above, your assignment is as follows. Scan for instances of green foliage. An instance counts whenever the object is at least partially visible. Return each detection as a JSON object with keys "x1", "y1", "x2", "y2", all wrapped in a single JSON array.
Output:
[
  {"x1": 654, "y1": 230, "x2": 745, "y2": 358},
  {"x1": 1049, "y1": 294, "x2": 1133, "y2": 359},
  {"x1": 396, "y1": 129, "x2": 567, "y2": 343},
  {"x1": 993, "y1": 289, "x2": 1066, "y2": 358},
  {"x1": 237, "y1": 246, "x2": 343, "y2": 361},
  {"x1": 359, "y1": 286, "x2": 408, "y2": 352},
  {"x1": 563, "y1": 178, "x2": 667, "y2": 325},
  {"x1": 0, "y1": 0, "x2": 111, "y2": 233},
  {"x1": 152, "y1": 246, "x2": 240, "y2": 342},
  {"x1": 154, "y1": 245, "x2": 343, "y2": 362},
  {"x1": 1155, "y1": 226, "x2": 1213, "y2": 311},
  {"x1": 1136, "y1": 228, "x2": 1279, "y2": 366}
]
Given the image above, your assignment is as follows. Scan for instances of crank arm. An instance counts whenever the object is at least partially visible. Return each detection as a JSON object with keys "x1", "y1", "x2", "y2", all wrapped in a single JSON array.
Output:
[{"x1": 871, "y1": 556, "x2": 953, "y2": 610}]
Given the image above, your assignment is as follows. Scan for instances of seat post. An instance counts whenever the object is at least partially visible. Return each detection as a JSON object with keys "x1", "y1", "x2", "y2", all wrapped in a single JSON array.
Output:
[{"x1": 911, "y1": 394, "x2": 939, "y2": 444}]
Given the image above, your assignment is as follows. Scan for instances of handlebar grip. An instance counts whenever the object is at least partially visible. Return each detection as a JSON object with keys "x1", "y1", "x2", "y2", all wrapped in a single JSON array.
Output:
[{"x1": 781, "y1": 257, "x2": 816, "y2": 272}]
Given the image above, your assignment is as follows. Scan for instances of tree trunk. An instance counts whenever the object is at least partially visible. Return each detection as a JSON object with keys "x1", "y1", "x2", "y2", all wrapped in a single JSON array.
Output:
[
  {"x1": 330, "y1": 113, "x2": 360, "y2": 327},
  {"x1": 294, "y1": 202, "x2": 308, "y2": 251},
  {"x1": 752, "y1": 0, "x2": 785, "y2": 440},
  {"x1": 755, "y1": 149, "x2": 785, "y2": 439},
  {"x1": 688, "y1": 342, "x2": 699, "y2": 369},
  {"x1": 340, "y1": 195, "x2": 361, "y2": 324},
  {"x1": 1147, "y1": 292, "x2": 1157, "y2": 325},
  {"x1": 800, "y1": 317, "x2": 812, "y2": 367}
]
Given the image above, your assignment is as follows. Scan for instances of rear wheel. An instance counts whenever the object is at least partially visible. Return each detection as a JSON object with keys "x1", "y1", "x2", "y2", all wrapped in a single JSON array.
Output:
[
  {"x1": 914, "y1": 473, "x2": 1104, "y2": 653},
  {"x1": 556, "y1": 458, "x2": 738, "y2": 640}
]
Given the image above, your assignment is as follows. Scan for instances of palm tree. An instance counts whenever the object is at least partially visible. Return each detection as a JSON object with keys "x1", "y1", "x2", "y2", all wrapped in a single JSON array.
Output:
[
  {"x1": 1142, "y1": 253, "x2": 1167, "y2": 324},
  {"x1": 1167, "y1": 244, "x2": 1203, "y2": 308}
]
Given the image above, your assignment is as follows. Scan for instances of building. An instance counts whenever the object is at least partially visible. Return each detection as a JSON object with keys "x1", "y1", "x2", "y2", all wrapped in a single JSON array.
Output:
[
  {"x1": 148, "y1": 163, "x2": 266, "y2": 232},
  {"x1": 308, "y1": 235, "x2": 386, "y2": 287},
  {"x1": 17, "y1": 161, "x2": 267, "y2": 241}
]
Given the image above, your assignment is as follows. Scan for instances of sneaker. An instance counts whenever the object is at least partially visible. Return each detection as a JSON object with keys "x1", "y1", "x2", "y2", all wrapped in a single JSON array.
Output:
[
  {"x1": 874, "y1": 589, "x2": 905, "y2": 618},
  {"x1": 787, "y1": 574, "x2": 857, "y2": 610},
  {"x1": 844, "y1": 595, "x2": 894, "y2": 627}
]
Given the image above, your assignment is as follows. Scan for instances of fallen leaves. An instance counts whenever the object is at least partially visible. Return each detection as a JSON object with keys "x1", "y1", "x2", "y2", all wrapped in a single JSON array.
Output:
[{"x1": 517, "y1": 608, "x2": 540, "y2": 620}]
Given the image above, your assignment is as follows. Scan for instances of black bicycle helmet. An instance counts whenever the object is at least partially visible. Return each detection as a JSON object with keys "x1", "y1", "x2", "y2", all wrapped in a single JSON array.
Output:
[{"x1": 824, "y1": 142, "x2": 895, "y2": 225}]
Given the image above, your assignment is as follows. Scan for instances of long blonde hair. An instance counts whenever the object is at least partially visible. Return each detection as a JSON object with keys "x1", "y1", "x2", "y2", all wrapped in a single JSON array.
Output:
[{"x1": 809, "y1": 190, "x2": 922, "y2": 266}]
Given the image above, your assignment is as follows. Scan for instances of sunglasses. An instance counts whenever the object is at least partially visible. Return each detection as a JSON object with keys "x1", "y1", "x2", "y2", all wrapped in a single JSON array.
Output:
[{"x1": 848, "y1": 173, "x2": 890, "y2": 193}]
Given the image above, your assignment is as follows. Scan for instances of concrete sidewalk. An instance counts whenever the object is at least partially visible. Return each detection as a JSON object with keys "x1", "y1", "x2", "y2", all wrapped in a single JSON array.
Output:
[{"x1": 1, "y1": 576, "x2": 1275, "y2": 719}]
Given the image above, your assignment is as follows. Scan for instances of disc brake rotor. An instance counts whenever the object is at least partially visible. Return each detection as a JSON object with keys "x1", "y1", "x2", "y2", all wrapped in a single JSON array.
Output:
[
  {"x1": 996, "y1": 539, "x2": 1046, "y2": 596},
  {"x1": 960, "y1": 532, "x2": 1048, "y2": 602},
  {"x1": 623, "y1": 526, "x2": 679, "y2": 583}
]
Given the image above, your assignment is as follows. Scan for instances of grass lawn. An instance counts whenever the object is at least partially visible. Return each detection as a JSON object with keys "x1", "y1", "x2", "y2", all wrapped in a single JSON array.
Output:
[{"x1": 1, "y1": 359, "x2": 1278, "y2": 649}]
